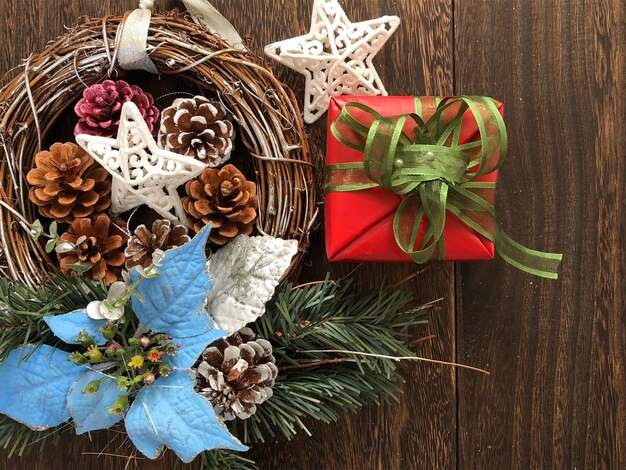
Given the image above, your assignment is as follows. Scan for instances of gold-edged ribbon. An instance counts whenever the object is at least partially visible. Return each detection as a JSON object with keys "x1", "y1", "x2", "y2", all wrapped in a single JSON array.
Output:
[{"x1": 326, "y1": 97, "x2": 563, "y2": 279}]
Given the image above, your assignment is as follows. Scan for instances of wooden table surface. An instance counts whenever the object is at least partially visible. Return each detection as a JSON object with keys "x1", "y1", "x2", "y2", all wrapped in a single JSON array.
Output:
[{"x1": 0, "y1": 0, "x2": 624, "y2": 469}]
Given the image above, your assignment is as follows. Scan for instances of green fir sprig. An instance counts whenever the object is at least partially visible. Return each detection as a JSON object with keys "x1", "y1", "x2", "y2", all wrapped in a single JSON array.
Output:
[
  {"x1": 230, "y1": 279, "x2": 429, "y2": 444},
  {"x1": 0, "y1": 275, "x2": 107, "y2": 362}
]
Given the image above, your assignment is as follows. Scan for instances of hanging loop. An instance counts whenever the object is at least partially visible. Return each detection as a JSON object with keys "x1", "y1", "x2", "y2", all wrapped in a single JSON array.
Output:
[{"x1": 116, "y1": 6, "x2": 159, "y2": 74}]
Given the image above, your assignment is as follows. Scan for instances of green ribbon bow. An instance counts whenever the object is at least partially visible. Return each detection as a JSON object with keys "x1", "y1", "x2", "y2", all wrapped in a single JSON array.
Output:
[{"x1": 326, "y1": 96, "x2": 563, "y2": 279}]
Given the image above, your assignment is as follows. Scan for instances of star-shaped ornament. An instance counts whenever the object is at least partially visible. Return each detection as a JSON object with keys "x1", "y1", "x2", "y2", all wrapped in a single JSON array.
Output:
[
  {"x1": 76, "y1": 102, "x2": 206, "y2": 227},
  {"x1": 264, "y1": 0, "x2": 399, "y2": 124}
]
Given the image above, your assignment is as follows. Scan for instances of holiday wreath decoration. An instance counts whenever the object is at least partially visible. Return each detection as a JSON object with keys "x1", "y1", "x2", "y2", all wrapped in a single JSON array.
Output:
[{"x1": 0, "y1": 4, "x2": 316, "y2": 286}]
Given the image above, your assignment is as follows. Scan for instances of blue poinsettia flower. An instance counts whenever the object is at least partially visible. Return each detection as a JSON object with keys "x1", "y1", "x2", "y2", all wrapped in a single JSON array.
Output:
[{"x1": 0, "y1": 224, "x2": 247, "y2": 462}]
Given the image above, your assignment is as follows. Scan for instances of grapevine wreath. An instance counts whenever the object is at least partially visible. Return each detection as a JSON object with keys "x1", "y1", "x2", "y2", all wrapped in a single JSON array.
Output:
[
  {"x1": 0, "y1": 2, "x2": 456, "y2": 469},
  {"x1": 0, "y1": 0, "x2": 563, "y2": 469},
  {"x1": 0, "y1": 10, "x2": 317, "y2": 285}
]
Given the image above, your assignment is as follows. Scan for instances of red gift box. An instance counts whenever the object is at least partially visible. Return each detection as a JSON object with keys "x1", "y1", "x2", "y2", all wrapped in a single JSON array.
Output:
[{"x1": 325, "y1": 95, "x2": 504, "y2": 263}]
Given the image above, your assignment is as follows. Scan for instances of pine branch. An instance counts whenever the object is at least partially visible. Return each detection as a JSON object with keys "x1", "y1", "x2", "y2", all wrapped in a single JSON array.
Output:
[
  {"x1": 233, "y1": 279, "x2": 432, "y2": 444},
  {"x1": 0, "y1": 415, "x2": 68, "y2": 458},
  {"x1": 0, "y1": 276, "x2": 433, "y2": 466},
  {"x1": 197, "y1": 450, "x2": 257, "y2": 470},
  {"x1": 0, "y1": 275, "x2": 106, "y2": 361}
]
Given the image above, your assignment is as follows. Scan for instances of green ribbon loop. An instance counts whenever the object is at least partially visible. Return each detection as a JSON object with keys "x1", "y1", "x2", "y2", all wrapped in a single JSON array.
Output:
[{"x1": 326, "y1": 97, "x2": 563, "y2": 279}]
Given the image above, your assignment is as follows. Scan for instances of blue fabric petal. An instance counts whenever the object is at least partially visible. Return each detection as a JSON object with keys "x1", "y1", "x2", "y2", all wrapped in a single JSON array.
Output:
[
  {"x1": 125, "y1": 369, "x2": 247, "y2": 462},
  {"x1": 66, "y1": 370, "x2": 125, "y2": 434},
  {"x1": 168, "y1": 327, "x2": 227, "y2": 370},
  {"x1": 131, "y1": 224, "x2": 215, "y2": 337},
  {"x1": 0, "y1": 345, "x2": 85, "y2": 429},
  {"x1": 44, "y1": 311, "x2": 107, "y2": 345}
]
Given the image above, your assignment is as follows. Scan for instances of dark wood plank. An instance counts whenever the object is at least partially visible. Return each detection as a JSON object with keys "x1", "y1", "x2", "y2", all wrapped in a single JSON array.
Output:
[
  {"x1": 455, "y1": 0, "x2": 625, "y2": 469},
  {"x1": 0, "y1": 1, "x2": 457, "y2": 469}
]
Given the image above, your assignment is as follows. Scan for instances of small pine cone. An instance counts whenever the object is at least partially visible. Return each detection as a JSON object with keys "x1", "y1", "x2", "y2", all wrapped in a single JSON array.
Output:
[
  {"x1": 182, "y1": 164, "x2": 258, "y2": 245},
  {"x1": 125, "y1": 219, "x2": 190, "y2": 270},
  {"x1": 158, "y1": 96, "x2": 234, "y2": 166},
  {"x1": 195, "y1": 327, "x2": 277, "y2": 421},
  {"x1": 58, "y1": 214, "x2": 129, "y2": 285},
  {"x1": 74, "y1": 80, "x2": 159, "y2": 137},
  {"x1": 26, "y1": 142, "x2": 111, "y2": 224}
]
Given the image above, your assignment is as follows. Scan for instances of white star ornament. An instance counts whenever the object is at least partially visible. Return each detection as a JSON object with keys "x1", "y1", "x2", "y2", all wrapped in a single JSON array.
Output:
[
  {"x1": 264, "y1": 0, "x2": 399, "y2": 124},
  {"x1": 76, "y1": 102, "x2": 206, "y2": 227}
]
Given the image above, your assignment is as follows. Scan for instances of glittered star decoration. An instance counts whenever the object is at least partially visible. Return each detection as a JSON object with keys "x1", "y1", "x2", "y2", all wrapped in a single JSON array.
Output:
[
  {"x1": 264, "y1": 0, "x2": 399, "y2": 124},
  {"x1": 76, "y1": 102, "x2": 206, "y2": 227}
]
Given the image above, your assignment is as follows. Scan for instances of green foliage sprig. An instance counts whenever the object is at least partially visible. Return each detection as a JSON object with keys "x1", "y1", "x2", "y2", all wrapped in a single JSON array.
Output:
[
  {"x1": 231, "y1": 279, "x2": 429, "y2": 444},
  {"x1": 0, "y1": 275, "x2": 107, "y2": 362}
]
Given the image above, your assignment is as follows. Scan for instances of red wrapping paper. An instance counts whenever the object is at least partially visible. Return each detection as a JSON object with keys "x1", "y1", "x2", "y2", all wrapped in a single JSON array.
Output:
[{"x1": 325, "y1": 95, "x2": 504, "y2": 263}]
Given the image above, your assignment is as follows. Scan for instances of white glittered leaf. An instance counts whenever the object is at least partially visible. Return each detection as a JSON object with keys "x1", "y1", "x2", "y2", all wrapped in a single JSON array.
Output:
[{"x1": 207, "y1": 235, "x2": 298, "y2": 332}]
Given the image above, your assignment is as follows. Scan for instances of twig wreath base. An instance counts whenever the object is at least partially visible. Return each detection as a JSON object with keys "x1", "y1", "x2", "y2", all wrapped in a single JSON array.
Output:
[{"x1": 0, "y1": 10, "x2": 316, "y2": 286}]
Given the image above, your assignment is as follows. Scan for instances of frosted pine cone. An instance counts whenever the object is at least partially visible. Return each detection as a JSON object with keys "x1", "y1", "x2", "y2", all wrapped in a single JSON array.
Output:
[
  {"x1": 195, "y1": 327, "x2": 277, "y2": 421},
  {"x1": 125, "y1": 219, "x2": 190, "y2": 270},
  {"x1": 26, "y1": 142, "x2": 111, "y2": 223},
  {"x1": 158, "y1": 96, "x2": 234, "y2": 166},
  {"x1": 74, "y1": 80, "x2": 159, "y2": 137}
]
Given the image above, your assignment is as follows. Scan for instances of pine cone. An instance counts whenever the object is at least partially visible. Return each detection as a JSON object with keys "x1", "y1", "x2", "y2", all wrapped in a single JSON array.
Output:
[
  {"x1": 182, "y1": 164, "x2": 258, "y2": 245},
  {"x1": 158, "y1": 96, "x2": 234, "y2": 166},
  {"x1": 26, "y1": 142, "x2": 111, "y2": 224},
  {"x1": 58, "y1": 214, "x2": 129, "y2": 285},
  {"x1": 74, "y1": 80, "x2": 159, "y2": 137},
  {"x1": 195, "y1": 327, "x2": 277, "y2": 421},
  {"x1": 125, "y1": 219, "x2": 190, "y2": 270}
]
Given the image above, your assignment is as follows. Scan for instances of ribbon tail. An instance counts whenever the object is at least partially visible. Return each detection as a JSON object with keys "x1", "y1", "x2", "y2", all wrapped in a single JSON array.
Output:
[
  {"x1": 394, "y1": 182, "x2": 448, "y2": 264},
  {"x1": 117, "y1": 9, "x2": 159, "y2": 74},
  {"x1": 182, "y1": 0, "x2": 246, "y2": 50},
  {"x1": 448, "y1": 188, "x2": 562, "y2": 279},
  {"x1": 495, "y1": 228, "x2": 563, "y2": 279}
]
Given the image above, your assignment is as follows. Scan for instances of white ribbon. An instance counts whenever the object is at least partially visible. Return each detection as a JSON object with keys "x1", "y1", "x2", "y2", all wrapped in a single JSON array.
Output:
[
  {"x1": 117, "y1": 8, "x2": 159, "y2": 74},
  {"x1": 182, "y1": 0, "x2": 245, "y2": 50},
  {"x1": 117, "y1": 0, "x2": 245, "y2": 74}
]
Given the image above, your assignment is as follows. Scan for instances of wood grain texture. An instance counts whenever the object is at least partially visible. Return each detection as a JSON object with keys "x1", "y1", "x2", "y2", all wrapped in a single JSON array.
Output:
[
  {"x1": 455, "y1": 0, "x2": 625, "y2": 469},
  {"x1": 0, "y1": 0, "x2": 624, "y2": 469}
]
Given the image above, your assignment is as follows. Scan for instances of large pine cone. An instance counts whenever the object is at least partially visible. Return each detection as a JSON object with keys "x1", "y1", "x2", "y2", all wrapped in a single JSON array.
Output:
[
  {"x1": 158, "y1": 96, "x2": 234, "y2": 166},
  {"x1": 26, "y1": 142, "x2": 111, "y2": 223},
  {"x1": 195, "y1": 327, "x2": 277, "y2": 421},
  {"x1": 125, "y1": 219, "x2": 190, "y2": 270},
  {"x1": 58, "y1": 214, "x2": 129, "y2": 285},
  {"x1": 74, "y1": 80, "x2": 159, "y2": 137},
  {"x1": 182, "y1": 164, "x2": 258, "y2": 245}
]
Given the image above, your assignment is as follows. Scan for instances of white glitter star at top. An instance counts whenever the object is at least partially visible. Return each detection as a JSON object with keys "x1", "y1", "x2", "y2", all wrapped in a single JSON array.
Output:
[
  {"x1": 76, "y1": 102, "x2": 206, "y2": 227},
  {"x1": 264, "y1": 0, "x2": 399, "y2": 124}
]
